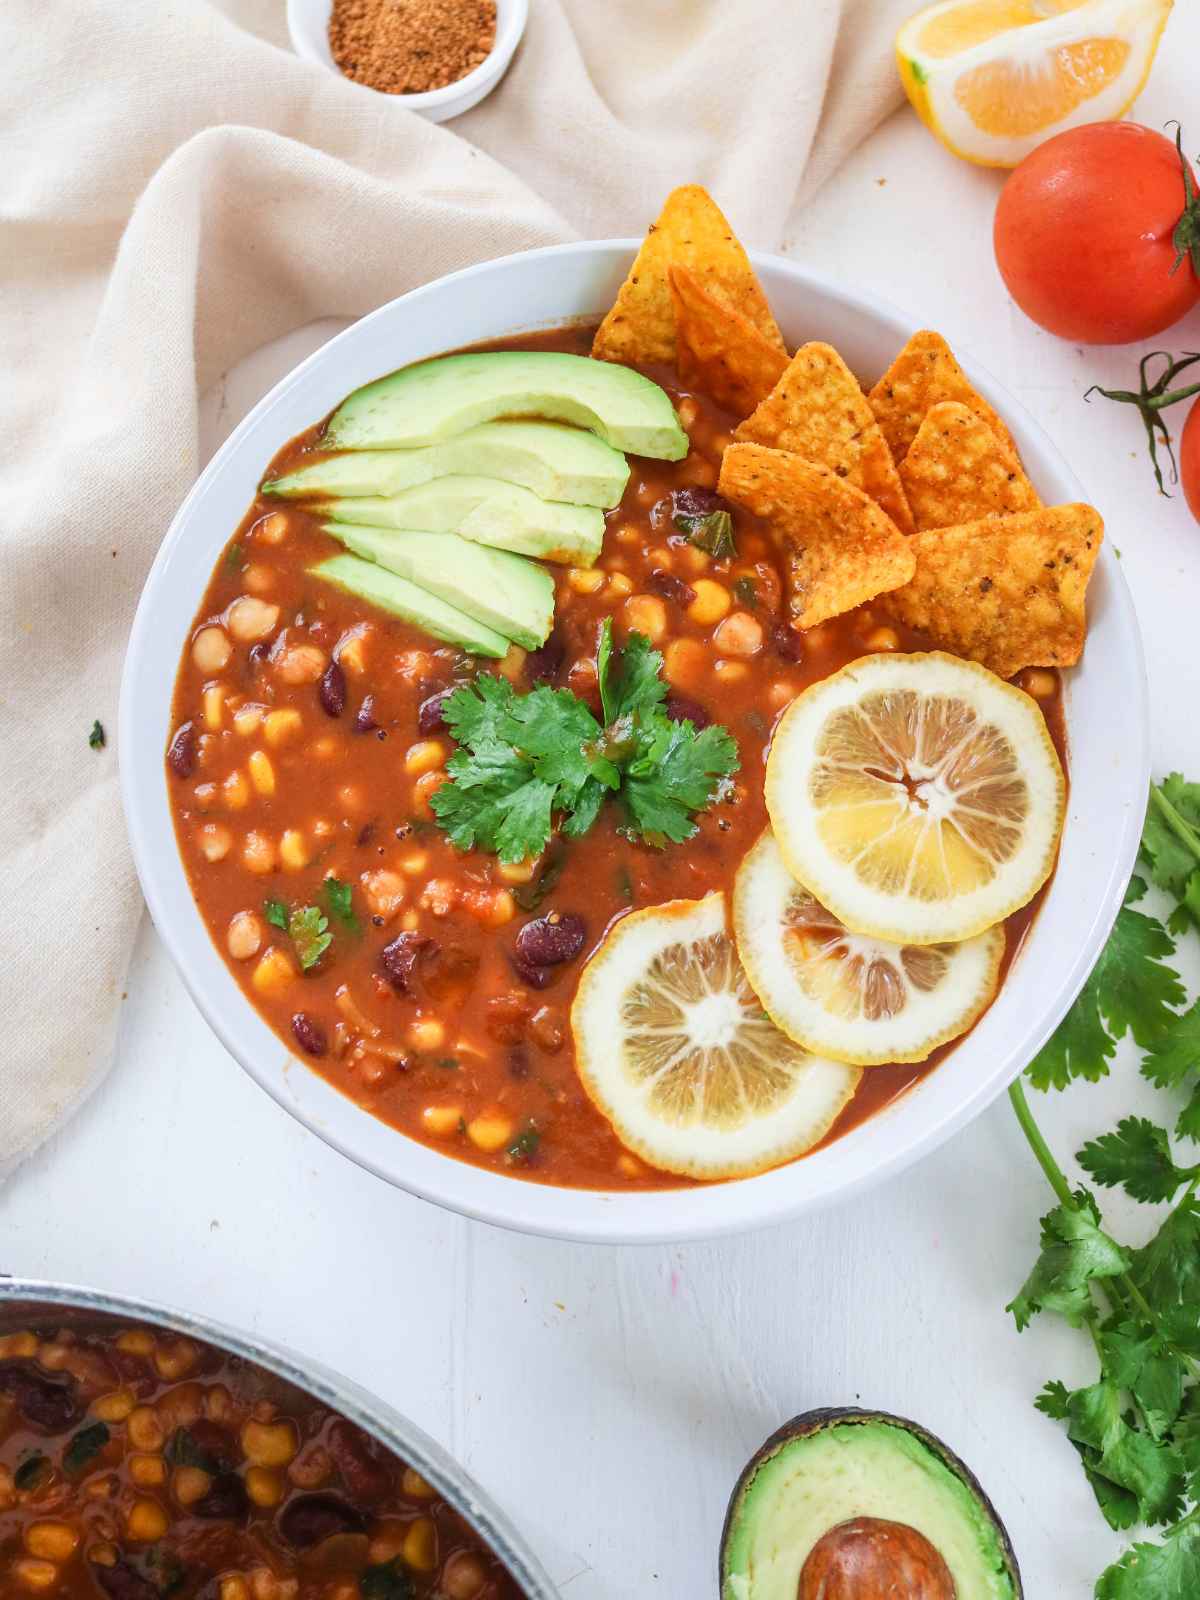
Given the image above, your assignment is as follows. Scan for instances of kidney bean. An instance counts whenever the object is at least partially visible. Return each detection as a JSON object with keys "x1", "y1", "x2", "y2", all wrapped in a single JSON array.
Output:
[
  {"x1": 484, "y1": 991, "x2": 531, "y2": 1044},
  {"x1": 192, "y1": 1471, "x2": 250, "y2": 1521},
  {"x1": 0, "y1": 1360, "x2": 81, "y2": 1431},
  {"x1": 510, "y1": 953, "x2": 556, "y2": 991},
  {"x1": 516, "y1": 914, "x2": 586, "y2": 967},
  {"x1": 672, "y1": 486, "x2": 726, "y2": 521},
  {"x1": 291, "y1": 1013, "x2": 327, "y2": 1057},
  {"x1": 318, "y1": 660, "x2": 346, "y2": 718},
  {"x1": 772, "y1": 624, "x2": 804, "y2": 663},
  {"x1": 507, "y1": 1044, "x2": 531, "y2": 1079},
  {"x1": 379, "y1": 932, "x2": 433, "y2": 995},
  {"x1": 417, "y1": 689, "x2": 452, "y2": 735},
  {"x1": 665, "y1": 695, "x2": 711, "y2": 730},
  {"x1": 354, "y1": 695, "x2": 378, "y2": 733},
  {"x1": 529, "y1": 1005, "x2": 565, "y2": 1055},
  {"x1": 648, "y1": 568, "x2": 697, "y2": 608},
  {"x1": 525, "y1": 636, "x2": 565, "y2": 684},
  {"x1": 278, "y1": 1492, "x2": 366, "y2": 1548},
  {"x1": 326, "y1": 1420, "x2": 392, "y2": 1503},
  {"x1": 166, "y1": 721, "x2": 197, "y2": 780},
  {"x1": 93, "y1": 1560, "x2": 161, "y2": 1600}
]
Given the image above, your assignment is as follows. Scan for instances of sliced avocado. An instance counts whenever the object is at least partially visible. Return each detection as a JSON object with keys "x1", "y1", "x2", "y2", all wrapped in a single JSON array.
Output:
[
  {"x1": 324, "y1": 351, "x2": 688, "y2": 461},
  {"x1": 721, "y1": 1409, "x2": 1020, "y2": 1600},
  {"x1": 327, "y1": 478, "x2": 604, "y2": 567},
  {"x1": 311, "y1": 554, "x2": 508, "y2": 658},
  {"x1": 263, "y1": 421, "x2": 630, "y2": 508},
  {"x1": 323, "y1": 524, "x2": 553, "y2": 651}
]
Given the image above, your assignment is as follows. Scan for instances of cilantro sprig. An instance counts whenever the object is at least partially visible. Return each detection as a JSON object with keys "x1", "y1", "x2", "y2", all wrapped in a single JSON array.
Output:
[
  {"x1": 430, "y1": 622, "x2": 738, "y2": 863},
  {"x1": 1008, "y1": 776, "x2": 1200, "y2": 1595}
]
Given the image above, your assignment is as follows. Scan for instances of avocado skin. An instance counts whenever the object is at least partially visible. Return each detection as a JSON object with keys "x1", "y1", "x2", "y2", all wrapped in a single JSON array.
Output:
[{"x1": 719, "y1": 1407, "x2": 1022, "y2": 1599}]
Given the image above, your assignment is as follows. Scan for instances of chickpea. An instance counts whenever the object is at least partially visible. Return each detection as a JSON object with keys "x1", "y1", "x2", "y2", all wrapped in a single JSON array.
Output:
[
  {"x1": 404, "y1": 740, "x2": 447, "y2": 777},
  {"x1": 129, "y1": 1455, "x2": 167, "y2": 1487},
  {"x1": 25, "y1": 1523, "x2": 79, "y2": 1562},
  {"x1": 623, "y1": 594, "x2": 668, "y2": 642},
  {"x1": 13, "y1": 1559, "x2": 58, "y2": 1592},
  {"x1": 412, "y1": 770, "x2": 448, "y2": 817},
  {"x1": 198, "y1": 823, "x2": 232, "y2": 863},
  {"x1": 566, "y1": 567, "x2": 605, "y2": 594},
  {"x1": 403, "y1": 1516, "x2": 438, "y2": 1573},
  {"x1": 125, "y1": 1498, "x2": 168, "y2": 1542},
  {"x1": 663, "y1": 638, "x2": 707, "y2": 690},
  {"x1": 402, "y1": 1468, "x2": 436, "y2": 1499},
  {"x1": 419, "y1": 879, "x2": 457, "y2": 916},
  {"x1": 712, "y1": 611, "x2": 764, "y2": 656},
  {"x1": 443, "y1": 1552, "x2": 489, "y2": 1599},
  {"x1": 127, "y1": 1407, "x2": 165, "y2": 1453},
  {"x1": 421, "y1": 1105, "x2": 464, "y2": 1138},
  {"x1": 287, "y1": 1445, "x2": 332, "y2": 1489},
  {"x1": 252, "y1": 512, "x2": 289, "y2": 545},
  {"x1": 244, "y1": 1467, "x2": 284, "y2": 1507},
  {"x1": 242, "y1": 563, "x2": 275, "y2": 596},
  {"x1": 608, "y1": 572, "x2": 634, "y2": 598},
  {"x1": 192, "y1": 627, "x2": 232, "y2": 674},
  {"x1": 273, "y1": 642, "x2": 326, "y2": 685},
  {"x1": 263, "y1": 709, "x2": 303, "y2": 748},
  {"x1": 408, "y1": 1018, "x2": 446, "y2": 1053},
  {"x1": 242, "y1": 831, "x2": 277, "y2": 875},
  {"x1": 241, "y1": 1419, "x2": 298, "y2": 1468},
  {"x1": 220, "y1": 1580, "x2": 251, "y2": 1600},
  {"x1": 688, "y1": 580, "x2": 732, "y2": 626},
  {"x1": 863, "y1": 625, "x2": 900, "y2": 652},
  {"x1": 223, "y1": 769, "x2": 251, "y2": 810},
  {"x1": 279, "y1": 830, "x2": 310, "y2": 872},
  {"x1": 117, "y1": 1330, "x2": 155, "y2": 1356},
  {"x1": 676, "y1": 397, "x2": 699, "y2": 430},
  {"x1": 497, "y1": 644, "x2": 527, "y2": 683},
  {"x1": 1020, "y1": 667, "x2": 1058, "y2": 700},
  {"x1": 171, "y1": 1465, "x2": 211, "y2": 1506},
  {"x1": 251, "y1": 946, "x2": 295, "y2": 996},
  {"x1": 227, "y1": 597, "x2": 280, "y2": 643},
  {"x1": 362, "y1": 869, "x2": 406, "y2": 921},
  {"x1": 227, "y1": 911, "x2": 263, "y2": 962}
]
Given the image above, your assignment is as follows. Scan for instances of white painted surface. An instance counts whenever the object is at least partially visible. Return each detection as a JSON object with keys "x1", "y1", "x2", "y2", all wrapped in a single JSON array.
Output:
[{"x1": 6, "y1": 41, "x2": 1200, "y2": 1595}]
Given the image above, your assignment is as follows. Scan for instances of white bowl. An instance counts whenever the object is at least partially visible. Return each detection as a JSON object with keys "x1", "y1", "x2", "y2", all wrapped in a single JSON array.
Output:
[
  {"x1": 120, "y1": 242, "x2": 1148, "y2": 1245},
  {"x1": 287, "y1": 0, "x2": 528, "y2": 122}
]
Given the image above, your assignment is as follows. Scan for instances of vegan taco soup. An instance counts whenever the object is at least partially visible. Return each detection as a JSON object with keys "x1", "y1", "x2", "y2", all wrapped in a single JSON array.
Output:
[{"x1": 164, "y1": 187, "x2": 1101, "y2": 1191}]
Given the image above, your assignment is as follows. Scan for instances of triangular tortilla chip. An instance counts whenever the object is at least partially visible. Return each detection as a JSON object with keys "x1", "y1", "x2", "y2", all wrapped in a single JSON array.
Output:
[
  {"x1": 868, "y1": 330, "x2": 1018, "y2": 463},
  {"x1": 592, "y1": 185, "x2": 785, "y2": 366},
  {"x1": 900, "y1": 402, "x2": 1040, "y2": 531},
  {"x1": 883, "y1": 504, "x2": 1103, "y2": 678},
  {"x1": 733, "y1": 342, "x2": 915, "y2": 535},
  {"x1": 668, "y1": 265, "x2": 789, "y2": 419},
  {"x1": 718, "y1": 442, "x2": 915, "y2": 629}
]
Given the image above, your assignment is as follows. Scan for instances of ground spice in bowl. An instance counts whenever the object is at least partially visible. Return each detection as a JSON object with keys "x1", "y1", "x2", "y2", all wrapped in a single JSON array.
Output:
[{"x1": 329, "y1": 0, "x2": 498, "y2": 94}]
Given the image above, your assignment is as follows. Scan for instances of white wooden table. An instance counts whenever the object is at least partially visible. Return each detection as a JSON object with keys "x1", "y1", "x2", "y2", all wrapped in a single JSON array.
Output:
[{"x1": 7, "y1": 45, "x2": 1200, "y2": 1595}]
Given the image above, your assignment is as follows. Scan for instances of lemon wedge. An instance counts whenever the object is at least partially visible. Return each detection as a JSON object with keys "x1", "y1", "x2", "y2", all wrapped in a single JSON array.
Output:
[
  {"x1": 765, "y1": 653, "x2": 1065, "y2": 945},
  {"x1": 570, "y1": 893, "x2": 861, "y2": 1179},
  {"x1": 897, "y1": 0, "x2": 1173, "y2": 168},
  {"x1": 734, "y1": 829, "x2": 1005, "y2": 1065}
]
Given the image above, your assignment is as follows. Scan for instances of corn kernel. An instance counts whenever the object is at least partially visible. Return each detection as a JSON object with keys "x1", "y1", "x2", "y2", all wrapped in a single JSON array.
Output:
[
  {"x1": 567, "y1": 567, "x2": 606, "y2": 594},
  {"x1": 409, "y1": 1018, "x2": 446, "y2": 1053},
  {"x1": 679, "y1": 544, "x2": 712, "y2": 575},
  {"x1": 252, "y1": 946, "x2": 295, "y2": 996},
  {"x1": 403, "y1": 1516, "x2": 438, "y2": 1573},
  {"x1": 279, "y1": 830, "x2": 310, "y2": 872},
  {"x1": 233, "y1": 705, "x2": 264, "y2": 737},
  {"x1": 264, "y1": 709, "x2": 303, "y2": 747},
  {"x1": 126, "y1": 1498, "x2": 168, "y2": 1542},
  {"x1": 623, "y1": 594, "x2": 668, "y2": 642},
  {"x1": 117, "y1": 1331, "x2": 155, "y2": 1357},
  {"x1": 198, "y1": 823, "x2": 232, "y2": 864},
  {"x1": 127, "y1": 1407, "x2": 165, "y2": 1452},
  {"x1": 220, "y1": 1579, "x2": 251, "y2": 1600},
  {"x1": 482, "y1": 889, "x2": 515, "y2": 927},
  {"x1": 498, "y1": 644, "x2": 527, "y2": 683},
  {"x1": 497, "y1": 856, "x2": 538, "y2": 884},
  {"x1": 404, "y1": 739, "x2": 446, "y2": 777},
  {"x1": 129, "y1": 1454, "x2": 166, "y2": 1487},
  {"x1": 242, "y1": 831, "x2": 277, "y2": 875},
  {"x1": 242, "y1": 1466, "x2": 284, "y2": 1508},
  {"x1": 421, "y1": 1105, "x2": 463, "y2": 1138},
  {"x1": 203, "y1": 685, "x2": 226, "y2": 731},
  {"x1": 400, "y1": 910, "x2": 420, "y2": 932},
  {"x1": 663, "y1": 638, "x2": 707, "y2": 689},
  {"x1": 223, "y1": 769, "x2": 251, "y2": 810},
  {"x1": 169, "y1": 1465, "x2": 210, "y2": 1506},
  {"x1": 614, "y1": 523, "x2": 639, "y2": 544},
  {"x1": 0, "y1": 1332, "x2": 38, "y2": 1359},
  {"x1": 247, "y1": 750, "x2": 275, "y2": 795},
  {"x1": 1020, "y1": 667, "x2": 1058, "y2": 700},
  {"x1": 13, "y1": 1559, "x2": 58, "y2": 1592},
  {"x1": 607, "y1": 572, "x2": 634, "y2": 597},
  {"x1": 714, "y1": 660, "x2": 750, "y2": 684},
  {"x1": 336, "y1": 629, "x2": 369, "y2": 675},
  {"x1": 243, "y1": 563, "x2": 275, "y2": 595},
  {"x1": 768, "y1": 681, "x2": 795, "y2": 710},
  {"x1": 467, "y1": 1114, "x2": 514, "y2": 1154},
  {"x1": 863, "y1": 625, "x2": 900, "y2": 652},
  {"x1": 241, "y1": 1420, "x2": 298, "y2": 1468},
  {"x1": 688, "y1": 579, "x2": 732, "y2": 625},
  {"x1": 402, "y1": 1468, "x2": 436, "y2": 1498},
  {"x1": 400, "y1": 851, "x2": 429, "y2": 876},
  {"x1": 25, "y1": 1522, "x2": 79, "y2": 1562},
  {"x1": 91, "y1": 1387, "x2": 136, "y2": 1423}
]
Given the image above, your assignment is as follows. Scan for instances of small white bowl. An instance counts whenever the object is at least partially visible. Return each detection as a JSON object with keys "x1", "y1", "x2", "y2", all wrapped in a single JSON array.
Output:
[
  {"x1": 121, "y1": 242, "x2": 1148, "y2": 1245},
  {"x1": 287, "y1": 0, "x2": 528, "y2": 122}
]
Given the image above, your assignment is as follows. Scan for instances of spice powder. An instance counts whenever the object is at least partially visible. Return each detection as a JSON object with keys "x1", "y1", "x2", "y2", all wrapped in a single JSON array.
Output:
[{"x1": 329, "y1": 0, "x2": 498, "y2": 95}]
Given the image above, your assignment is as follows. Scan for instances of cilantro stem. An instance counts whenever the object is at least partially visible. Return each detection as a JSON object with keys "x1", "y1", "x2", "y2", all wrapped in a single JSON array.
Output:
[
  {"x1": 1150, "y1": 782, "x2": 1200, "y2": 869},
  {"x1": 1009, "y1": 1078, "x2": 1075, "y2": 1206}
]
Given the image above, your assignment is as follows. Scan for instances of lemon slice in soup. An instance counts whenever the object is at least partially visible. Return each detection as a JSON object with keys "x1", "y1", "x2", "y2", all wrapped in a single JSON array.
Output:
[
  {"x1": 734, "y1": 829, "x2": 1005, "y2": 1065},
  {"x1": 571, "y1": 893, "x2": 861, "y2": 1179},
  {"x1": 765, "y1": 652, "x2": 1064, "y2": 945}
]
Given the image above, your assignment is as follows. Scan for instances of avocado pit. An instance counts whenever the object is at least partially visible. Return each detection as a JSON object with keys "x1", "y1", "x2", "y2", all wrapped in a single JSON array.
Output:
[{"x1": 798, "y1": 1516, "x2": 956, "y2": 1600}]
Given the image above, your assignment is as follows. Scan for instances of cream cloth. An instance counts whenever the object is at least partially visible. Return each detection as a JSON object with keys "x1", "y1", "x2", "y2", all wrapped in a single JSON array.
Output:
[{"x1": 0, "y1": 0, "x2": 907, "y2": 1175}]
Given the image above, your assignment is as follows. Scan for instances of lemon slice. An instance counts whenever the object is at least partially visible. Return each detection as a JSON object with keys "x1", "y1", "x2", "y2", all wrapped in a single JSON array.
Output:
[
  {"x1": 571, "y1": 892, "x2": 861, "y2": 1179},
  {"x1": 765, "y1": 652, "x2": 1065, "y2": 945},
  {"x1": 734, "y1": 829, "x2": 1005, "y2": 1065},
  {"x1": 897, "y1": 0, "x2": 1173, "y2": 168}
]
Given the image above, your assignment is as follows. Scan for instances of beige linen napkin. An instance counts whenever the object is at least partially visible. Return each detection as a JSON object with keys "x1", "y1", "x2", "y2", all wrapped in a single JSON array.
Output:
[{"x1": 0, "y1": 0, "x2": 907, "y2": 1176}]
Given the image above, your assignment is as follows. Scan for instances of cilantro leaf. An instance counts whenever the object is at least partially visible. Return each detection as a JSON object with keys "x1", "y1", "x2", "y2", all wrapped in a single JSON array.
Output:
[
  {"x1": 675, "y1": 506, "x2": 736, "y2": 557},
  {"x1": 88, "y1": 719, "x2": 105, "y2": 750},
  {"x1": 1079, "y1": 1117, "x2": 1196, "y2": 1203},
  {"x1": 264, "y1": 899, "x2": 289, "y2": 931},
  {"x1": 1143, "y1": 1001, "x2": 1200, "y2": 1141},
  {"x1": 1101, "y1": 1324, "x2": 1187, "y2": 1440},
  {"x1": 1129, "y1": 1196, "x2": 1200, "y2": 1314},
  {"x1": 1035, "y1": 1379, "x2": 1072, "y2": 1420},
  {"x1": 1007, "y1": 1197, "x2": 1130, "y2": 1330},
  {"x1": 323, "y1": 877, "x2": 359, "y2": 931},
  {"x1": 288, "y1": 906, "x2": 331, "y2": 971},
  {"x1": 360, "y1": 1558, "x2": 415, "y2": 1600},
  {"x1": 1027, "y1": 906, "x2": 1184, "y2": 1090},
  {"x1": 1096, "y1": 1515, "x2": 1200, "y2": 1599},
  {"x1": 605, "y1": 626, "x2": 669, "y2": 723},
  {"x1": 1066, "y1": 1380, "x2": 1185, "y2": 1526},
  {"x1": 621, "y1": 718, "x2": 739, "y2": 845},
  {"x1": 1142, "y1": 776, "x2": 1200, "y2": 930}
]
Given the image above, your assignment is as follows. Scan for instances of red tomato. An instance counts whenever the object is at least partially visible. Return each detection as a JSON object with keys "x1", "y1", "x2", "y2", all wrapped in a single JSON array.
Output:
[
  {"x1": 1183, "y1": 396, "x2": 1200, "y2": 524},
  {"x1": 994, "y1": 122, "x2": 1200, "y2": 345}
]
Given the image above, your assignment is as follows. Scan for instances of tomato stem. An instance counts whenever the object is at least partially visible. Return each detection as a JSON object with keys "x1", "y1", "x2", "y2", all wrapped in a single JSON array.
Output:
[
  {"x1": 1168, "y1": 121, "x2": 1200, "y2": 279},
  {"x1": 1086, "y1": 350, "x2": 1200, "y2": 495}
]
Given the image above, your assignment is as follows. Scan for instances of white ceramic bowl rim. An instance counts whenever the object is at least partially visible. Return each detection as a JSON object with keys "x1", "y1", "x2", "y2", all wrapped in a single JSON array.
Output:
[{"x1": 120, "y1": 240, "x2": 1149, "y2": 1246}]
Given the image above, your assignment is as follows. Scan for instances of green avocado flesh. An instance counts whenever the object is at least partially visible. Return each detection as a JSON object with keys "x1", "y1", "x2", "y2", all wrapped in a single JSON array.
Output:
[
  {"x1": 262, "y1": 421, "x2": 631, "y2": 508},
  {"x1": 310, "y1": 554, "x2": 508, "y2": 657},
  {"x1": 324, "y1": 351, "x2": 689, "y2": 461},
  {"x1": 323, "y1": 524, "x2": 554, "y2": 651},
  {"x1": 722, "y1": 1421, "x2": 1015, "y2": 1600},
  {"x1": 326, "y1": 478, "x2": 604, "y2": 568}
]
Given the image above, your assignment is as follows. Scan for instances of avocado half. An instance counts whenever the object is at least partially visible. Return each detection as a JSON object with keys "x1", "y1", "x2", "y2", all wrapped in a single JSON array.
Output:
[{"x1": 719, "y1": 1408, "x2": 1022, "y2": 1600}]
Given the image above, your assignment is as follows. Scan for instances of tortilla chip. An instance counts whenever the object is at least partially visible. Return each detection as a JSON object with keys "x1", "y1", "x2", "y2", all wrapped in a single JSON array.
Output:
[
  {"x1": 733, "y1": 342, "x2": 914, "y2": 535},
  {"x1": 868, "y1": 331, "x2": 1018, "y2": 462},
  {"x1": 883, "y1": 504, "x2": 1103, "y2": 679},
  {"x1": 900, "y1": 402, "x2": 1040, "y2": 531},
  {"x1": 668, "y1": 265, "x2": 788, "y2": 419},
  {"x1": 718, "y1": 442, "x2": 916, "y2": 629},
  {"x1": 592, "y1": 185, "x2": 785, "y2": 367}
]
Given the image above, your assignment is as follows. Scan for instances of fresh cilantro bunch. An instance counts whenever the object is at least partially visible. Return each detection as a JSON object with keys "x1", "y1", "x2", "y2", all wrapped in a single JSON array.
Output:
[
  {"x1": 430, "y1": 621, "x2": 738, "y2": 864},
  {"x1": 1008, "y1": 776, "x2": 1200, "y2": 1597}
]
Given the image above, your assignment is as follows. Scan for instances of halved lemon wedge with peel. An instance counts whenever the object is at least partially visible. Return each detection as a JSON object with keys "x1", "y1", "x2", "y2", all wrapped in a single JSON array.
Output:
[
  {"x1": 897, "y1": 0, "x2": 1173, "y2": 168},
  {"x1": 765, "y1": 653, "x2": 1065, "y2": 946},
  {"x1": 571, "y1": 893, "x2": 861, "y2": 1179},
  {"x1": 734, "y1": 830, "x2": 1005, "y2": 1065}
]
